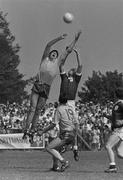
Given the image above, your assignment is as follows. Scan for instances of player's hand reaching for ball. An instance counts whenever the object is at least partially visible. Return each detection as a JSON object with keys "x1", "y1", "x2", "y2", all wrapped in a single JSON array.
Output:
[
  {"x1": 60, "y1": 33, "x2": 68, "y2": 39},
  {"x1": 75, "y1": 30, "x2": 82, "y2": 41},
  {"x1": 73, "y1": 47, "x2": 78, "y2": 53}
]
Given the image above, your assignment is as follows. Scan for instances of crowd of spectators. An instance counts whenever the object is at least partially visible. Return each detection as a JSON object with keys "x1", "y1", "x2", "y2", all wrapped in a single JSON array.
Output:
[
  {"x1": 0, "y1": 101, "x2": 28, "y2": 134},
  {"x1": 76, "y1": 101, "x2": 112, "y2": 150},
  {"x1": 0, "y1": 99, "x2": 113, "y2": 151}
]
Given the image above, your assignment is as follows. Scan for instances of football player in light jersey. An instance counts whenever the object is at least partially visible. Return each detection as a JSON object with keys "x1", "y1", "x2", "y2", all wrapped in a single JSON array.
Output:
[
  {"x1": 103, "y1": 87, "x2": 123, "y2": 173},
  {"x1": 37, "y1": 94, "x2": 79, "y2": 172},
  {"x1": 23, "y1": 30, "x2": 82, "y2": 142}
]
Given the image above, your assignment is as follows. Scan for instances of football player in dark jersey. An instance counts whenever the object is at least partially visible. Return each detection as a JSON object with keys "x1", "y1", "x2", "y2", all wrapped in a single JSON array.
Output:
[
  {"x1": 103, "y1": 87, "x2": 123, "y2": 173},
  {"x1": 59, "y1": 47, "x2": 82, "y2": 161}
]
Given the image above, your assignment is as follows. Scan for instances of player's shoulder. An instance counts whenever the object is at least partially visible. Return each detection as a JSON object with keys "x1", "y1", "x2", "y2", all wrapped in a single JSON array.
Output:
[
  {"x1": 67, "y1": 104, "x2": 73, "y2": 109},
  {"x1": 60, "y1": 71, "x2": 66, "y2": 74},
  {"x1": 56, "y1": 105, "x2": 62, "y2": 113},
  {"x1": 118, "y1": 100, "x2": 123, "y2": 107},
  {"x1": 65, "y1": 104, "x2": 74, "y2": 113},
  {"x1": 41, "y1": 57, "x2": 49, "y2": 65},
  {"x1": 114, "y1": 100, "x2": 123, "y2": 109},
  {"x1": 60, "y1": 71, "x2": 67, "y2": 76},
  {"x1": 57, "y1": 104, "x2": 67, "y2": 111},
  {"x1": 58, "y1": 104, "x2": 65, "y2": 109},
  {"x1": 116, "y1": 100, "x2": 123, "y2": 105}
]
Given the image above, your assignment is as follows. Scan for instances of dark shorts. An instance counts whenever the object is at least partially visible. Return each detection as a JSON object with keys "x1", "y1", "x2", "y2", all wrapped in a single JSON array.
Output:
[
  {"x1": 32, "y1": 81, "x2": 50, "y2": 99},
  {"x1": 59, "y1": 131, "x2": 75, "y2": 145},
  {"x1": 47, "y1": 131, "x2": 75, "y2": 151}
]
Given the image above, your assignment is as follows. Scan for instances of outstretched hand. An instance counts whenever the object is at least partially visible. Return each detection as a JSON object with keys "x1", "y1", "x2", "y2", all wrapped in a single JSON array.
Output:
[
  {"x1": 75, "y1": 30, "x2": 82, "y2": 40},
  {"x1": 73, "y1": 47, "x2": 78, "y2": 53},
  {"x1": 60, "y1": 33, "x2": 68, "y2": 39}
]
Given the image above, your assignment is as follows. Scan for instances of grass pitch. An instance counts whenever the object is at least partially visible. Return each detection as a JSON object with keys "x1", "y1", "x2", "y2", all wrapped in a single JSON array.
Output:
[{"x1": 0, "y1": 150, "x2": 123, "y2": 180}]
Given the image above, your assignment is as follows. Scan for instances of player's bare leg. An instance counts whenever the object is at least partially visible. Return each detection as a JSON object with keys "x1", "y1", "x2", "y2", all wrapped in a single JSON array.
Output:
[
  {"x1": 46, "y1": 137, "x2": 70, "y2": 172},
  {"x1": 28, "y1": 96, "x2": 47, "y2": 143},
  {"x1": 22, "y1": 92, "x2": 39, "y2": 140},
  {"x1": 105, "y1": 134, "x2": 119, "y2": 173},
  {"x1": 51, "y1": 157, "x2": 60, "y2": 171}
]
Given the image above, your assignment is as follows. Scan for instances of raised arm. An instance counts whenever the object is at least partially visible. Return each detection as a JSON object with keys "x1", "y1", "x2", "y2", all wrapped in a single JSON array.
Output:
[
  {"x1": 73, "y1": 48, "x2": 82, "y2": 74},
  {"x1": 41, "y1": 33, "x2": 67, "y2": 62},
  {"x1": 59, "y1": 30, "x2": 82, "y2": 72}
]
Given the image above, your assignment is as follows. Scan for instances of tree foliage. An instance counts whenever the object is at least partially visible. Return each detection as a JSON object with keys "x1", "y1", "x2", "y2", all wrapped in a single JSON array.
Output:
[
  {"x1": 0, "y1": 11, "x2": 28, "y2": 104},
  {"x1": 78, "y1": 70, "x2": 123, "y2": 104}
]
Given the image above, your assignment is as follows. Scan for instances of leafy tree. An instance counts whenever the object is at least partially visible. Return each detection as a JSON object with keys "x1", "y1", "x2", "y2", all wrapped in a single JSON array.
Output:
[
  {"x1": 0, "y1": 11, "x2": 28, "y2": 104},
  {"x1": 78, "y1": 70, "x2": 123, "y2": 104}
]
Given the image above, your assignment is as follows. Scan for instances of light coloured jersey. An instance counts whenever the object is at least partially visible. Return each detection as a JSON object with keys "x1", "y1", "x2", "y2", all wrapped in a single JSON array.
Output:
[
  {"x1": 38, "y1": 57, "x2": 59, "y2": 85},
  {"x1": 67, "y1": 100, "x2": 78, "y2": 120},
  {"x1": 53, "y1": 104, "x2": 78, "y2": 134}
]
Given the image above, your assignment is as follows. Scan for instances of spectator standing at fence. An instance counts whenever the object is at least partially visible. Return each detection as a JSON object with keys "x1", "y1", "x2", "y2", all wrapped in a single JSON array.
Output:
[{"x1": 91, "y1": 126, "x2": 100, "y2": 151}]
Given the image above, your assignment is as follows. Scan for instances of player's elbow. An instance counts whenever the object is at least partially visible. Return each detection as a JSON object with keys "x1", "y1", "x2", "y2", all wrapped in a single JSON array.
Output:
[{"x1": 66, "y1": 46, "x2": 72, "y2": 53}]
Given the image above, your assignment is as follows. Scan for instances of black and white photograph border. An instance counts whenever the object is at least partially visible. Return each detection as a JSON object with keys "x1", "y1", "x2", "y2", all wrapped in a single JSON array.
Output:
[{"x1": 0, "y1": 0, "x2": 123, "y2": 179}]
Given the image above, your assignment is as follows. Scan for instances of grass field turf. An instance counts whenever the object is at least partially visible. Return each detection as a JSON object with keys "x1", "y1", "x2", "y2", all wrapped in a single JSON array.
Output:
[{"x1": 0, "y1": 150, "x2": 123, "y2": 180}]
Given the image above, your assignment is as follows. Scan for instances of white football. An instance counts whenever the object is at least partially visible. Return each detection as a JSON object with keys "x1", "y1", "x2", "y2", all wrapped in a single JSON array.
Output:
[{"x1": 63, "y1": 12, "x2": 74, "y2": 23}]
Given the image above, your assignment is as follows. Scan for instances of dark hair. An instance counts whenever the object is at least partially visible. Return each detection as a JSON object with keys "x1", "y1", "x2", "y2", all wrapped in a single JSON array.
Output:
[
  {"x1": 70, "y1": 68, "x2": 76, "y2": 74},
  {"x1": 49, "y1": 50, "x2": 59, "y2": 59},
  {"x1": 115, "y1": 87, "x2": 123, "y2": 99},
  {"x1": 68, "y1": 68, "x2": 76, "y2": 77},
  {"x1": 59, "y1": 94, "x2": 67, "y2": 104},
  {"x1": 54, "y1": 102, "x2": 58, "y2": 108}
]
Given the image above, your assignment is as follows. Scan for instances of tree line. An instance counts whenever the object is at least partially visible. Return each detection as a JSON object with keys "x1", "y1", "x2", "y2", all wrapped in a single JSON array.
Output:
[{"x1": 78, "y1": 70, "x2": 123, "y2": 105}]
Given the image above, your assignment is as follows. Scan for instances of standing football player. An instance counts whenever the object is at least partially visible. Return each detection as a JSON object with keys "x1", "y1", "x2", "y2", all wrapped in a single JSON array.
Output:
[
  {"x1": 37, "y1": 94, "x2": 79, "y2": 172},
  {"x1": 103, "y1": 87, "x2": 123, "y2": 173}
]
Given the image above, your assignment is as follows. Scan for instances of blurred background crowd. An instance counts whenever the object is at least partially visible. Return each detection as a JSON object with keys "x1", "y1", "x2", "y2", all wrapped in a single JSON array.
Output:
[{"x1": 0, "y1": 100, "x2": 113, "y2": 151}]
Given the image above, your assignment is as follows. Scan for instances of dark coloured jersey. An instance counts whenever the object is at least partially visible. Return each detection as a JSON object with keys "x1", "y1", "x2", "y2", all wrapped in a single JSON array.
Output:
[
  {"x1": 59, "y1": 72, "x2": 82, "y2": 100},
  {"x1": 112, "y1": 100, "x2": 123, "y2": 129}
]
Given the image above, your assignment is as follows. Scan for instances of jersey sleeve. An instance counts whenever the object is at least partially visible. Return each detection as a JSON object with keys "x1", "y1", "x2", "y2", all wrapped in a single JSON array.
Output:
[
  {"x1": 75, "y1": 73, "x2": 82, "y2": 84},
  {"x1": 60, "y1": 72, "x2": 67, "y2": 81}
]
